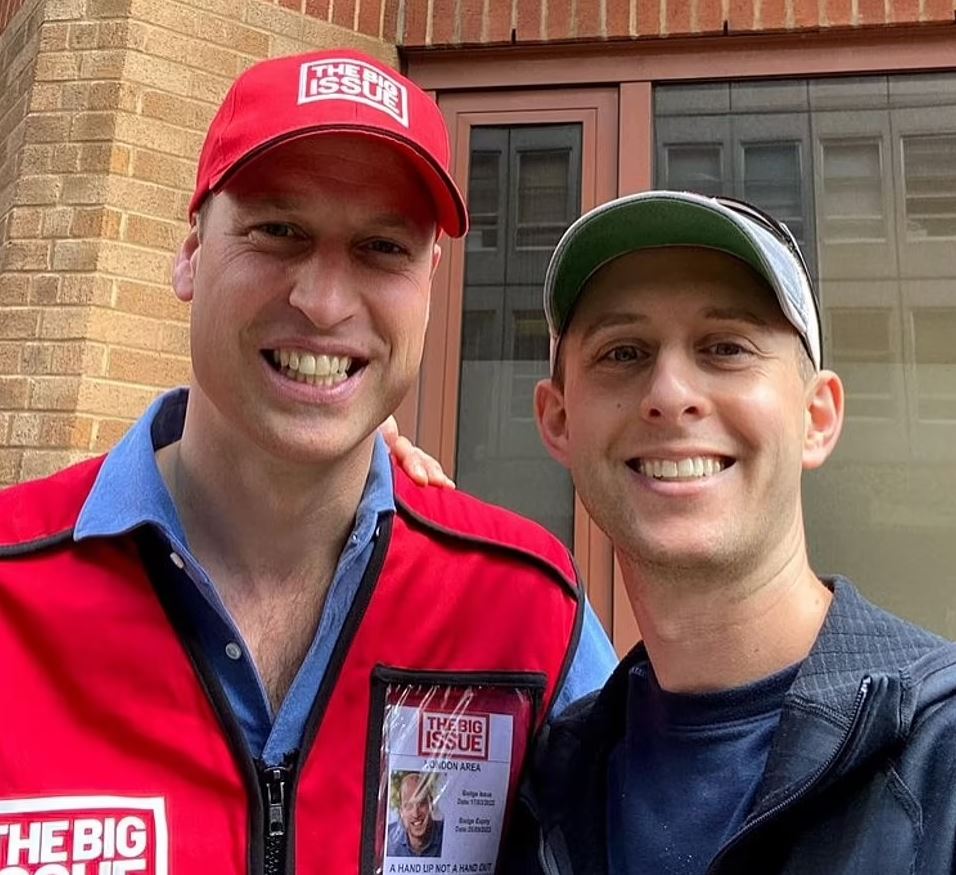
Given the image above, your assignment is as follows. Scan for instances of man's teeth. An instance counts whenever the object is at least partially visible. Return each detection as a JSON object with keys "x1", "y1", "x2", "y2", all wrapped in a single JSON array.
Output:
[
  {"x1": 272, "y1": 349, "x2": 352, "y2": 386},
  {"x1": 638, "y1": 457, "x2": 726, "y2": 480}
]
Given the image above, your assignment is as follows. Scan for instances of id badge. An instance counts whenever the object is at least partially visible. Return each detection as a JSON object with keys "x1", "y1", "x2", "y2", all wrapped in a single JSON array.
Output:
[{"x1": 361, "y1": 667, "x2": 546, "y2": 875}]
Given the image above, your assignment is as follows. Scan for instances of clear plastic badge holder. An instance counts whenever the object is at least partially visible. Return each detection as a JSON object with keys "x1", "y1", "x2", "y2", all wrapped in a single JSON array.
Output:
[{"x1": 369, "y1": 671, "x2": 542, "y2": 875}]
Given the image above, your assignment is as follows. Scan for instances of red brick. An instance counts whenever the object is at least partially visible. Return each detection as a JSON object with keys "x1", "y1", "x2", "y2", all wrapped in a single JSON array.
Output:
[
  {"x1": 546, "y1": 0, "x2": 572, "y2": 39},
  {"x1": 889, "y1": 0, "x2": 919, "y2": 22},
  {"x1": 607, "y1": 0, "x2": 631, "y2": 36},
  {"x1": 825, "y1": 0, "x2": 852, "y2": 26},
  {"x1": 636, "y1": 0, "x2": 662, "y2": 35},
  {"x1": 304, "y1": 0, "x2": 330, "y2": 18},
  {"x1": 761, "y1": 0, "x2": 788, "y2": 28},
  {"x1": 576, "y1": 3, "x2": 605, "y2": 37},
  {"x1": 460, "y1": 0, "x2": 485, "y2": 42},
  {"x1": 382, "y1": 0, "x2": 399, "y2": 40},
  {"x1": 858, "y1": 0, "x2": 885, "y2": 24},
  {"x1": 921, "y1": 0, "x2": 951, "y2": 21},
  {"x1": 403, "y1": 0, "x2": 428, "y2": 44},
  {"x1": 728, "y1": 0, "x2": 755, "y2": 30},
  {"x1": 431, "y1": 0, "x2": 455, "y2": 44},
  {"x1": 667, "y1": 0, "x2": 692, "y2": 33},
  {"x1": 277, "y1": 0, "x2": 301, "y2": 10},
  {"x1": 356, "y1": 0, "x2": 382, "y2": 35},
  {"x1": 332, "y1": 0, "x2": 355, "y2": 27},
  {"x1": 486, "y1": 0, "x2": 514, "y2": 42},
  {"x1": 696, "y1": 0, "x2": 725, "y2": 33},
  {"x1": 515, "y1": 0, "x2": 543, "y2": 40},
  {"x1": 793, "y1": 0, "x2": 820, "y2": 27}
]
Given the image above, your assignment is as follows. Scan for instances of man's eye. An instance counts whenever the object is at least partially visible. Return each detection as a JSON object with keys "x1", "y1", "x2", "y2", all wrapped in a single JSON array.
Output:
[
  {"x1": 708, "y1": 342, "x2": 748, "y2": 357},
  {"x1": 606, "y1": 346, "x2": 640, "y2": 363},
  {"x1": 366, "y1": 239, "x2": 406, "y2": 256},
  {"x1": 257, "y1": 223, "x2": 297, "y2": 238}
]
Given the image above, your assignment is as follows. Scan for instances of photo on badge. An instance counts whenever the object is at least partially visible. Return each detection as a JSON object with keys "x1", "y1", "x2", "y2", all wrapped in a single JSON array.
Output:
[{"x1": 386, "y1": 770, "x2": 446, "y2": 858}]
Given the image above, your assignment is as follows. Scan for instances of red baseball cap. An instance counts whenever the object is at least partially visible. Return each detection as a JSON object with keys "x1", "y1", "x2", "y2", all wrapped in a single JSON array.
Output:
[{"x1": 189, "y1": 50, "x2": 468, "y2": 238}]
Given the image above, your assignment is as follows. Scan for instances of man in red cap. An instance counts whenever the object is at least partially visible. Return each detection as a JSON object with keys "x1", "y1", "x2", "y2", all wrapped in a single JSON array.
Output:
[{"x1": 0, "y1": 51, "x2": 615, "y2": 875}]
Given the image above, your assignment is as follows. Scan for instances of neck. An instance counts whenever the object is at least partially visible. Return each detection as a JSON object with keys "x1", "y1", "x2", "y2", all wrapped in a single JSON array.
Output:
[
  {"x1": 619, "y1": 533, "x2": 832, "y2": 694},
  {"x1": 157, "y1": 405, "x2": 373, "y2": 590}
]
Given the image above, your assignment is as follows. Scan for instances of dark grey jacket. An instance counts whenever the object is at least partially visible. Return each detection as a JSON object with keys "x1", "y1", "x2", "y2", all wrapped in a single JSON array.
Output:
[{"x1": 503, "y1": 579, "x2": 956, "y2": 874}]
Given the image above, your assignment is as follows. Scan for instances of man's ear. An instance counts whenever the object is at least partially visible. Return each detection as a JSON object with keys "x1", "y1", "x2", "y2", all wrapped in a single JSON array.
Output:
[
  {"x1": 172, "y1": 224, "x2": 201, "y2": 303},
  {"x1": 534, "y1": 378, "x2": 571, "y2": 468},
  {"x1": 430, "y1": 240, "x2": 442, "y2": 279},
  {"x1": 802, "y1": 369, "x2": 844, "y2": 470}
]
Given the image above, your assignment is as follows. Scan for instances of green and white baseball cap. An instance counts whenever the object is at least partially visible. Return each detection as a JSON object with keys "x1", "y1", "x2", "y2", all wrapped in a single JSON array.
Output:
[{"x1": 544, "y1": 190, "x2": 822, "y2": 370}]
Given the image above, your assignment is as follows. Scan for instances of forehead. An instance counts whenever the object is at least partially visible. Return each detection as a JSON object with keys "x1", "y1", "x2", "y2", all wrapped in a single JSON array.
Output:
[
  {"x1": 569, "y1": 246, "x2": 786, "y2": 330},
  {"x1": 218, "y1": 134, "x2": 436, "y2": 228},
  {"x1": 400, "y1": 776, "x2": 426, "y2": 798}
]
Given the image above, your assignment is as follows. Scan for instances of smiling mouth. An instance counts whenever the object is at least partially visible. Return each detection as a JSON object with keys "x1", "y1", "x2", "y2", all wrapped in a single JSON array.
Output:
[
  {"x1": 262, "y1": 347, "x2": 366, "y2": 387},
  {"x1": 628, "y1": 456, "x2": 734, "y2": 481}
]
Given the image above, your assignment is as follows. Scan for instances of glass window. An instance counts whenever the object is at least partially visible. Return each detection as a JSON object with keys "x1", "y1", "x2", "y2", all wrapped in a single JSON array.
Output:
[
  {"x1": 455, "y1": 125, "x2": 582, "y2": 546},
  {"x1": 662, "y1": 144, "x2": 724, "y2": 195},
  {"x1": 655, "y1": 73, "x2": 956, "y2": 638},
  {"x1": 821, "y1": 140, "x2": 885, "y2": 242},
  {"x1": 913, "y1": 308, "x2": 956, "y2": 420},
  {"x1": 902, "y1": 135, "x2": 956, "y2": 240},
  {"x1": 743, "y1": 142, "x2": 805, "y2": 244},
  {"x1": 467, "y1": 151, "x2": 502, "y2": 251}
]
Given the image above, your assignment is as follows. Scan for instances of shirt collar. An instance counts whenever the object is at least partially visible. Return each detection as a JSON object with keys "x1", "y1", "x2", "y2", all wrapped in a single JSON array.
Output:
[{"x1": 75, "y1": 387, "x2": 395, "y2": 543}]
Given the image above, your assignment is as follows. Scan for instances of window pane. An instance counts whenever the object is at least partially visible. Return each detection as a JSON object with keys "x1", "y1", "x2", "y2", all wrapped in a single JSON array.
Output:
[
  {"x1": 516, "y1": 149, "x2": 574, "y2": 249},
  {"x1": 830, "y1": 308, "x2": 895, "y2": 419},
  {"x1": 456, "y1": 125, "x2": 581, "y2": 546},
  {"x1": 466, "y1": 151, "x2": 501, "y2": 252},
  {"x1": 821, "y1": 140, "x2": 885, "y2": 242},
  {"x1": 903, "y1": 135, "x2": 956, "y2": 240},
  {"x1": 663, "y1": 144, "x2": 723, "y2": 195},
  {"x1": 913, "y1": 309, "x2": 956, "y2": 421},
  {"x1": 743, "y1": 142, "x2": 805, "y2": 245}
]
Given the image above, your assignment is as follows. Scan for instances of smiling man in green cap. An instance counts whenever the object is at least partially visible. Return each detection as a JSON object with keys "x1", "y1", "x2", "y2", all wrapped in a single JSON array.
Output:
[{"x1": 505, "y1": 190, "x2": 956, "y2": 875}]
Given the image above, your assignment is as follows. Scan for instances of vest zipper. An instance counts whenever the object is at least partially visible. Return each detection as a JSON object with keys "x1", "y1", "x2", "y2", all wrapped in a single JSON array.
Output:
[
  {"x1": 261, "y1": 764, "x2": 292, "y2": 875},
  {"x1": 704, "y1": 676, "x2": 872, "y2": 874}
]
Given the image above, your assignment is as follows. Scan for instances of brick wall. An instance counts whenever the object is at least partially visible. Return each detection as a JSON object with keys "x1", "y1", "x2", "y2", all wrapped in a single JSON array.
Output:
[
  {"x1": 399, "y1": 0, "x2": 954, "y2": 45},
  {"x1": 0, "y1": 0, "x2": 45, "y2": 484},
  {"x1": 0, "y1": 0, "x2": 396, "y2": 484}
]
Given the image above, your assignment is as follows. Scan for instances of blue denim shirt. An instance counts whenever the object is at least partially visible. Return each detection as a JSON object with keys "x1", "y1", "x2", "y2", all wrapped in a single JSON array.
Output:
[
  {"x1": 387, "y1": 818, "x2": 444, "y2": 858},
  {"x1": 75, "y1": 389, "x2": 617, "y2": 767}
]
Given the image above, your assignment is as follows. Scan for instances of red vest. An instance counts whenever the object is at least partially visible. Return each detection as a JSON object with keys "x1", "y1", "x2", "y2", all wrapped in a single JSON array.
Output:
[{"x1": 0, "y1": 458, "x2": 580, "y2": 875}]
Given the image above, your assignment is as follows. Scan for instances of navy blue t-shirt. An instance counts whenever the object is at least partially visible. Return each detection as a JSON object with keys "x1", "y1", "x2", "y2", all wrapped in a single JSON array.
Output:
[{"x1": 606, "y1": 660, "x2": 801, "y2": 875}]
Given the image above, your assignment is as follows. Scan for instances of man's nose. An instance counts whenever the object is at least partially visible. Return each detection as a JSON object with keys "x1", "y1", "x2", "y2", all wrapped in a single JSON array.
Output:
[
  {"x1": 287, "y1": 249, "x2": 357, "y2": 328},
  {"x1": 638, "y1": 350, "x2": 710, "y2": 424}
]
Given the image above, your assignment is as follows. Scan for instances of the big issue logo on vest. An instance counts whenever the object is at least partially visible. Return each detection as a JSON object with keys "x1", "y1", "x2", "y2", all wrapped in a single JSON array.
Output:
[{"x1": 0, "y1": 796, "x2": 168, "y2": 874}]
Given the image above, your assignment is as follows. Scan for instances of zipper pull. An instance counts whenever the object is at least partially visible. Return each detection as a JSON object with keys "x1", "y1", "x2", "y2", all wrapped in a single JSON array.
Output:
[{"x1": 263, "y1": 766, "x2": 289, "y2": 837}]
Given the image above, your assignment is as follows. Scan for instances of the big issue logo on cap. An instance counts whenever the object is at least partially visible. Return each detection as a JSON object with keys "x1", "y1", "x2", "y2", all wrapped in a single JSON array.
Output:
[{"x1": 298, "y1": 58, "x2": 410, "y2": 128}]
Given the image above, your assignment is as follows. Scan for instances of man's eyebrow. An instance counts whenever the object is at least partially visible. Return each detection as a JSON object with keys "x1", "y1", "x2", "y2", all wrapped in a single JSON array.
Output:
[
  {"x1": 702, "y1": 306, "x2": 769, "y2": 327},
  {"x1": 233, "y1": 194, "x2": 301, "y2": 213},
  {"x1": 368, "y1": 212, "x2": 420, "y2": 231},
  {"x1": 577, "y1": 311, "x2": 648, "y2": 343},
  {"x1": 235, "y1": 200, "x2": 422, "y2": 232}
]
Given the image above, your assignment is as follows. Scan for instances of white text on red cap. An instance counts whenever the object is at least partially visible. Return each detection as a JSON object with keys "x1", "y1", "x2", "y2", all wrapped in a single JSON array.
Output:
[{"x1": 297, "y1": 59, "x2": 409, "y2": 128}]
